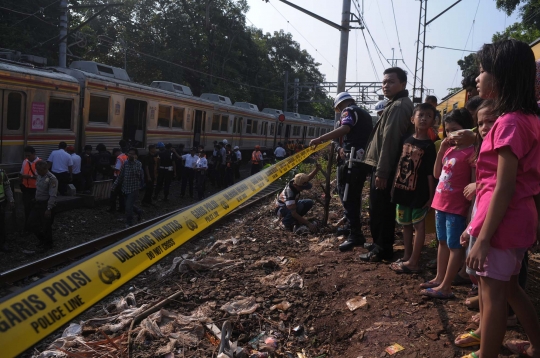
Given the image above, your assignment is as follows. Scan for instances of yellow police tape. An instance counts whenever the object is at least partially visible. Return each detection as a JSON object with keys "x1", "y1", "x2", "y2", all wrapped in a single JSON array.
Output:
[{"x1": 0, "y1": 142, "x2": 329, "y2": 357}]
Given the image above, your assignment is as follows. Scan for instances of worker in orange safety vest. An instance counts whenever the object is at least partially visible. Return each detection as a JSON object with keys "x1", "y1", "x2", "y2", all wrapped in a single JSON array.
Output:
[
  {"x1": 19, "y1": 145, "x2": 41, "y2": 227},
  {"x1": 251, "y1": 145, "x2": 263, "y2": 175}
]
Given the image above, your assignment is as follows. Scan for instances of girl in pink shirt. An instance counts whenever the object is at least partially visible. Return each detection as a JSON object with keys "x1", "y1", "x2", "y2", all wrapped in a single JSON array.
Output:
[
  {"x1": 420, "y1": 109, "x2": 474, "y2": 299},
  {"x1": 465, "y1": 39, "x2": 540, "y2": 358}
]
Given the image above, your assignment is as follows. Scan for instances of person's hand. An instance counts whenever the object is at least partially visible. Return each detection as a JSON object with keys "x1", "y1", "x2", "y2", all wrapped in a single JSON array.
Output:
[
  {"x1": 453, "y1": 129, "x2": 476, "y2": 147},
  {"x1": 463, "y1": 183, "x2": 476, "y2": 201},
  {"x1": 44, "y1": 210, "x2": 52, "y2": 219},
  {"x1": 466, "y1": 239, "x2": 490, "y2": 271},
  {"x1": 338, "y1": 148, "x2": 346, "y2": 160},
  {"x1": 422, "y1": 197, "x2": 433, "y2": 209},
  {"x1": 309, "y1": 138, "x2": 322, "y2": 147},
  {"x1": 439, "y1": 137, "x2": 453, "y2": 152},
  {"x1": 460, "y1": 230, "x2": 470, "y2": 247},
  {"x1": 375, "y1": 176, "x2": 387, "y2": 190}
]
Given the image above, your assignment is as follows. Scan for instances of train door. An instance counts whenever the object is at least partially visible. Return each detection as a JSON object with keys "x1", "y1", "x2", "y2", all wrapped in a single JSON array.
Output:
[
  {"x1": 262, "y1": 122, "x2": 268, "y2": 147},
  {"x1": 238, "y1": 117, "x2": 244, "y2": 146},
  {"x1": 0, "y1": 90, "x2": 25, "y2": 172},
  {"x1": 193, "y1": 109, "x2": 204, "y2": 147},
  {"x1": 284, "y1": 124, "x2": 291, "y2": 142},
  {"x1": 301, "y1": 126, "x2": 307, "y2": 143},
  {"x1": 123, "y1": 99, "x2": 147, "y2": 148}
]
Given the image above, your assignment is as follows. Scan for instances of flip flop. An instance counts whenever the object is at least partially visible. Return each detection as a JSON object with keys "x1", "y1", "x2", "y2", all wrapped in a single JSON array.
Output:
[
  {"x1": 504, "y1": 339, "x2": 533, "y2": 357},
  {"x1": 420, "y1": 288, "x2": 455, "y2": 299},
  {"x1": 390, "y1": 262, "x2": 421, "y2": 274},
  {"x1": 420, "y1": 281, "x2": 440, "y2": 289},
  {"x1": 455, "y1": 331, "x2": 481, "y2": 348},
  {"x1": 461, "y1": 353, "x2": 479, "y2": 358}
]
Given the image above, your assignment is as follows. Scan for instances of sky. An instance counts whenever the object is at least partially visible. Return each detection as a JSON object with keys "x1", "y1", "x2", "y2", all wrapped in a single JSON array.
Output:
[{"x1": 245, "y1": 0, "x2": 520, "y2": 106}]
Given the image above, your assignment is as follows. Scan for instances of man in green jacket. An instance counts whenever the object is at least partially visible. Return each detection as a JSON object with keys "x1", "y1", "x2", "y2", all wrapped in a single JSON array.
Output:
[{"x1": 360, "y1": 67, "x2": 414, "y2": 262}]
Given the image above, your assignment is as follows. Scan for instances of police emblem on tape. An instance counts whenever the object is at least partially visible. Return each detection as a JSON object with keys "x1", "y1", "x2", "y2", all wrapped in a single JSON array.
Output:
[
  {"x1": 220, "y1": 201, "x2": 229, "y2": 209},
  {"x1": 185, "y1": 218, "x2": 198, "y2": 231},
  {"x1": 97, "y1": 262, "x2": 121, "y2": 284}
]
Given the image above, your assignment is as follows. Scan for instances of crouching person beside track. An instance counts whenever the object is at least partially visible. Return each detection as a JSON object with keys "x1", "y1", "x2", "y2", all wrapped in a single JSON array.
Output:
[
  {"x1": 275, "y1": 164, "x2": 321, "y2": 234},
  {"x1": 28, "y1": 160, "x2": 57, "y2": 252}
]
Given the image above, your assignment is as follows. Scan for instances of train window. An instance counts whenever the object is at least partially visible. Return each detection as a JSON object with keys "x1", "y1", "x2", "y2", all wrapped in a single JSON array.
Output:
[
  {"x1": 48, "y1": 98, "x2": 72, "y2": 129},
  {"x1": 277, "y1": 124, "x2": 282, "y2": 135},
  {"x1": 212, "y1": 114, "x2": 220, "y2": 131},
  {"x1": 308, "y1": 127, "x2": 315, "y2": 136},
  {"x1": 270, "y1": 123, "x2": 275, "y2": 136},
  {"x1": 252, "y1": 120, "x2": 258, "y2": 134},
  {"x1": 316, "y1": 128, "x2": 320, "y2": 136},
  {"x1": 262, "y1": 122, "x2": 268, "y2": 135},
  {"x1": 220, "y1": 115, "x2": 228, "y2": 132},
  {"x1": 292, "y1": 126, "x2": 300, "y2": 136},
  {"x1": 172, "y1": 107, "x2": 184, "y2": 128},
  {"x1": 6, "y1": 92, "x2": 22, "y2": 130},
  {"x1": 89, "y1": 95, "x2": 109, "y2": 123},
  {"x1": 320, "y1": 129, "x2": 325, "y2": 135},
  {"x1": 158, "y1": 105, "x2": 171, "y2": 127},
  {"x1": 246, "y1": 119, "x2": 252, "y2": 134}
]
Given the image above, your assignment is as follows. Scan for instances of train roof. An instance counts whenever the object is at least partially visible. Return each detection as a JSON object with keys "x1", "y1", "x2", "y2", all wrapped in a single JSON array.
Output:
[{"x1": 0, "y1": 62, "x2": 79, "y2": 84}]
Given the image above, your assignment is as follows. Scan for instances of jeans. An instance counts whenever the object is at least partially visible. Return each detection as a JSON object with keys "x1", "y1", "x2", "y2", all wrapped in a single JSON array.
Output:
[
  {"x1": 20, "y1": 185, "x2": 36, "y2": 227},
  {"x1": 225, "y1": 168, "x2": 234, "y2": 187},
  {"x1": 181, "y1": 168, "x2": 194, "y2": 196},
  {"x1": 369, "y1": 168, "x2": 396, "y2": 258},
  {"x1": 280, "y1": 199, "x2": 314, "y2": 228},
  {"x1": 110, "y1": 179, "x2": 125, "y2": 211},
  {"x1": 155, "y1": 169, "x2": 173, "y2": 199},
  {"x1": 338, "y1": 164, "x2": 367, "y2": 235},
  {"x1": 142, "y1": 178, "x2": 155, "y2": 204},
  {"x1": 124, "y1": 191, "x2": 142, "y2": 226}
]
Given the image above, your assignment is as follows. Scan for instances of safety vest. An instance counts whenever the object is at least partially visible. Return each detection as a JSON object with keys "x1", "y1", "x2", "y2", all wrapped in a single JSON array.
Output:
[
  {"x1": 21, "y1": 157, "x2": 41, "y2": 189},
  {"x1": 252, "y1": 151, "x2": 261, "y2": 164},
  {"x1": 114, "y1": 153, "x2": 128, "y2": 176}
]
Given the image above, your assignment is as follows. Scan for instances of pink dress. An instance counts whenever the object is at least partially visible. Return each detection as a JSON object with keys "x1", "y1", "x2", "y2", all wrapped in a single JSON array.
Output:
[
  {"x1": 431, "y1": 146, "x2": 475, "y2": 217},
  {"x1": 469, "y1": 111, "x2": 540, "y2": 249}
]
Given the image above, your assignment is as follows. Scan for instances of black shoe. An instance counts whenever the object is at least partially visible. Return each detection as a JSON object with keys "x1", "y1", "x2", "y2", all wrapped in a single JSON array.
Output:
[
  {"x1": 338, "y1": 233, "x2": 366, "y2": 252},
  {"x1": 336, "y1": 226, "x2": 351, "y2": 236},
  {"x1": 364, "y1": 242, "x2": 376, "y2": 251},
  {"x1": 359, "y1": 245, "x2": 392, "y2": 262}
]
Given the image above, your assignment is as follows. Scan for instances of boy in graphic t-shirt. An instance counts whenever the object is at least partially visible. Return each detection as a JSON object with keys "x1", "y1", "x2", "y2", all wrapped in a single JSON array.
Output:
[{"x1": 389, "y1": 103, "x2": 437, "y2": 274}]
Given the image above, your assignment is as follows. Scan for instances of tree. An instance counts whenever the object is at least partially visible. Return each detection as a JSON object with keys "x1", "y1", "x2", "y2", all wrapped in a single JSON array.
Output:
[{"x1": 493, "y1": 21, "x2": 540, "y2": 43}]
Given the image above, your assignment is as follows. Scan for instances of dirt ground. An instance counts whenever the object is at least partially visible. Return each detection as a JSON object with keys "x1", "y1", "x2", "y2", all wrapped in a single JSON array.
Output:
[{"x1": 22, "y1": 178, "x2": 540, "y2": 358}]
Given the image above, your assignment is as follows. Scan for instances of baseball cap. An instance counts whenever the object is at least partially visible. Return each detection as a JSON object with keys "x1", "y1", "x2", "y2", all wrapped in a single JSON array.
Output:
[
  {"x1": 66, "y1": 146, "x2": 75, "y2": 152},
  {"x1": 223, "y1": 139, "x2": 228, "y2": 145},
  {"x1": 293, "y1": 173, "x2": 312, "y2": 189},
  {"x1": 233, "y1": 146, "x2": 239, "y2": 150}
]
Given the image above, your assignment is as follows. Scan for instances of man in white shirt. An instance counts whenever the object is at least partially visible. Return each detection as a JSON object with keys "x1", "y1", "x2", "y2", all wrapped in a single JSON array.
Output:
[
  {"x1": 66, "y1": 146, "x2": 82, "y2": 192},
  {"x1": 47, "y1": 142, "x2": 73, "y2": 195},
  {"x1": 233, "y1": 146, "x2": 242, "y2": 180},
  {"x1": 195, "y1": 151, "x2": 208, "y2": 200},
  {"x1": 181, "y1": 147, "x2": 199, "y2": 198},
  {"x1": 274, "y1": 143, "x2": 286, "y2": 161}
]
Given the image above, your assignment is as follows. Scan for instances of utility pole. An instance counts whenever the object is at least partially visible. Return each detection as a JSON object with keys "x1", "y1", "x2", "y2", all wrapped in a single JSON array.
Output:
[
  {"x1": 293, "y1": 78, "x2": 300, "y2": 113},
  {"x1": 59, "y1": 0, "x2": 68, "y2": 68}
]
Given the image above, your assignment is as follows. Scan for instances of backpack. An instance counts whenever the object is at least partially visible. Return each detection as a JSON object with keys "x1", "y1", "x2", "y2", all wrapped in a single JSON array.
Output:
[{"x1": 95, "y1": 151, "x2": 112, "y2": 175}]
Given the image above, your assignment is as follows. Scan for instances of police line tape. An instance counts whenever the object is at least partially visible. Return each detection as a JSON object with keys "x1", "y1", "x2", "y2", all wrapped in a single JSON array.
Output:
[{"x1": 0, "y1": 142, "x2": 329, "y2": 357}]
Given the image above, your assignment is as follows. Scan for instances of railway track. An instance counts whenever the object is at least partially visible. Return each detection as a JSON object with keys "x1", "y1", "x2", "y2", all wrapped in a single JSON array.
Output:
[{"x1": 0, "y1": 182, "x2": 283, "y2": 289}]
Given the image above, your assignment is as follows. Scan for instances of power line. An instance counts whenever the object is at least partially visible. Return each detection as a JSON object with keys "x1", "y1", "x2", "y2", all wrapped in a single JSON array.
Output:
[
  {"x1": 0, "y1": 5, "x2": 58, "y2": 27},
  {"x1": 267, "y1": 1, "x2": 337, "y2": 71},
  {"x1": 360, "y1": 29, "x2": 380, "y2": 82},
  {"x1": 97, "y1": 37, "x2": 282, "y2": 93},
  {"x1": 451, "y1": 0, "x2": 480, "y2": 88},
  {"x1": 9, "y1": 0, "x2": 60, "y2": 28},
  {"x1": 375, "y1": 0, "x2": 393, "y2": 49}
]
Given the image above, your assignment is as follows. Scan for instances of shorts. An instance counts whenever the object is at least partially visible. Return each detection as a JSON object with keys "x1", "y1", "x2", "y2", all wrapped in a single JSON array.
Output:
[
  {"x1": 435, "y1": 210, "x2": 466, "y2": 249},
  {"x1": 396, "y1": 204, "x2": 429, "y2": 225},
  {"x1": 476, "y1": 246, "x2": 528, "y2": 282},
  {"x1": 465, "y1": 236, "x2": 478, "y2": 277}
]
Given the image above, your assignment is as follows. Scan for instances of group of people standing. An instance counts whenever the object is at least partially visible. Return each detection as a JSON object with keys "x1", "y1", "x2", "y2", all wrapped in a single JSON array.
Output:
[{"x1": 305, "y1": 39, "x2": 540, "y2": 358}]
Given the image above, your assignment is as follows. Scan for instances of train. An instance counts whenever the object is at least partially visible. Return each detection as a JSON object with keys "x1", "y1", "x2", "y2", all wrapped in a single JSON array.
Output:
[{"x1": 0, "y1": 59, "x2": 335, "y2": 175}]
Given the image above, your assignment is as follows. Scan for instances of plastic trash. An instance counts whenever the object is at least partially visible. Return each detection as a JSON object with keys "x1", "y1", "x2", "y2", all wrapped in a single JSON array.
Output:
[
  {"x1": 260, "y1": 272, "x2": 304, "y2": 289},
  {"x1": 385, "y1": 343, "x2": 405, "y2": 355},
  {"x1": 346, "y1": 297, "x2": 368, "y2": 311},
  {"x1": 270, "y1": 301, "x2": 291, "y2": 312},
  {"x1": 61, "y1": 323, "x2": 81, "y2": 337},
  {"x1": 220, "y1": 296, "x2": 260, "y2": 315}
]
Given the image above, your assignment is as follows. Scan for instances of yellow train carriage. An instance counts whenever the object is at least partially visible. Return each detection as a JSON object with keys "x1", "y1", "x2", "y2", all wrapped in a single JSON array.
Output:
[{"x1": 0, "y1": 62, "x2": 79, "y2": 174}]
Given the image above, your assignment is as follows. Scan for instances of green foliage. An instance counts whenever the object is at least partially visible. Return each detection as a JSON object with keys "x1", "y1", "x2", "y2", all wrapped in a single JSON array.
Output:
[
  {"x1": 492, "y1": 21, "x2": 540, "y2": 43},
  {"x1": 0, "y1": 0, "x2": 334, "y2": 118},
  {"x1": 446, "y1": 87, "x2": 462, "y2": 96}
]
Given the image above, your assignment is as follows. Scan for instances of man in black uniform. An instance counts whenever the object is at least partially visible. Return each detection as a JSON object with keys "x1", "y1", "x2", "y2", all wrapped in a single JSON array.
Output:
[
  {"x1": 309, "y1": 91, "x2": 373, "y2": 251},
  {"x1": 153, "y1": 143, "x2": 176, "y2": 202}
]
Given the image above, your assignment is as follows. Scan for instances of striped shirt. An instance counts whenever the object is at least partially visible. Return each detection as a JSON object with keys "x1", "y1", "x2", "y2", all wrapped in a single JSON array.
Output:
[
  {"x1": 277, "y1": 180, "x2": 300, "y2": 209},
  {"x1": 112, "y1": 159, "x2": 143, "y2": 194}
]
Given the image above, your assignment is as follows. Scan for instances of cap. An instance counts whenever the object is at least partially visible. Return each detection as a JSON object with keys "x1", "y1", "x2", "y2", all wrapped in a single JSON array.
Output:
[
  {"x1": 333, "y1": 92, "x2": 354, "y2": 109},
  {"x1": 374, "y1": 99, "x2": 388, "y2": 112},
  {"x1": 293, "y1": 173, "x2": 312, "y2": 189},
  {"x1": 222, "y1": 139, "x2": 228, "y2": 145},
  {"x1": 233, "y1": 146, "x2": 239, "y2": 150},
  {"x1": 156, "y1": 142, "x2": 165, "y2": 148},
  {"x1": 66, "y1": 146, "x2": 75, "y2": 152},
  {"x1": 255, "y1": 145, "x2": 260, "y2": 149}
]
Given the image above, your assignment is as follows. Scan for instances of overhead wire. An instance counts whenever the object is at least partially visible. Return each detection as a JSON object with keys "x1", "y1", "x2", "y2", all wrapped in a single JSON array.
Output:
[
  {"x1": 0, "y1": 5, "x2": 58, "y2": 27},
  {"x1": 450, "y1": 0, "x2": 480, "y2": 88},
  {"x1": 360, "y1": 29, "x2": 380, "y2": 82},
  {"x1": 267, "y1": 1, "x2": 337, "y2": 72},
  {"x1": 9, "y1": 0, "x2": 60, "y2": 28}
]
